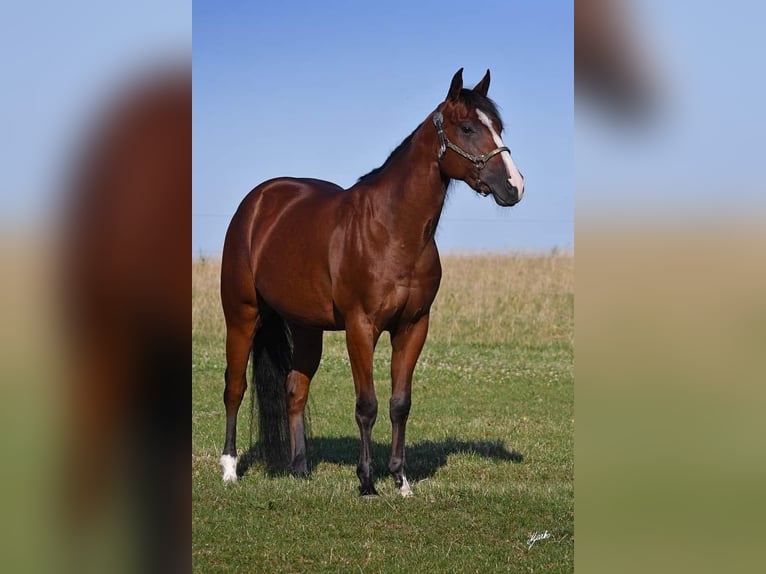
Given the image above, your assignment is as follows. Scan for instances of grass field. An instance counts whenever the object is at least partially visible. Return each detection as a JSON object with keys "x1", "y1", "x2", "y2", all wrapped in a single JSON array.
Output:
[{"x1": 192, "y1": 253, "x2": 574, "y2": 572}]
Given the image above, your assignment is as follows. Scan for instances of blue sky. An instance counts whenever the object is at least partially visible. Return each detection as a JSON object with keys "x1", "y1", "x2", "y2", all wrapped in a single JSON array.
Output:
[{"x1": 193, "y1": 1, "x2": 573, "y2": 254}]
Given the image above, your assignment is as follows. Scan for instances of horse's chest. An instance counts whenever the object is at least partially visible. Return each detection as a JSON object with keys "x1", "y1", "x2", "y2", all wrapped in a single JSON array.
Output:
[
  {"x1": 334, "y1": 241, "x2": 440, "y2": 326},
  {"x1": 375, "y1": 271, "x2": 435, "y2": 322}
]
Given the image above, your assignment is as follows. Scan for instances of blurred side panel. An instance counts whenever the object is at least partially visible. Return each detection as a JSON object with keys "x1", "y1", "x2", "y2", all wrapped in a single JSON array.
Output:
[
  {"x1": 0, "y1": 2, "x2": 190, "y2": 573},
  {"x1": 576, "y1": 1, "x2": 766, "y2": 572},
  {"x1": 62, "y1": 68, "x2": 191, "y2": 574}
]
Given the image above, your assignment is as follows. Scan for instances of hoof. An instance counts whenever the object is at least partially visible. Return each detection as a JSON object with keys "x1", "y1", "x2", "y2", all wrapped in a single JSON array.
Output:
[
  {"x1": 291, "y1": 455, "x2": 309, "y2": 478},
  {"x1": 220, "y1": 454, "x2": 238, "y2": 482},
  {"x1": 359, "y1": 485, "x2": 379, "y2": 497},
  {"x1": 399, "y1": 477, "x2": 413, "y2": 498}
]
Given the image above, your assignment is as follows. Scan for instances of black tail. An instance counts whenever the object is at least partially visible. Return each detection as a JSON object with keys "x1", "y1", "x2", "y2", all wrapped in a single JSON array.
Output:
[{"x1": 249, "y1": 314, "x2": 293, "y2": 473}]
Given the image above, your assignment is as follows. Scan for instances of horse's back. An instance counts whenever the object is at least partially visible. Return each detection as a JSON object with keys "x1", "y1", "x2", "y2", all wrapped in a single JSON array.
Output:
[{"x1": 227, "y1": 176, "x2": 345, "y2": 252}]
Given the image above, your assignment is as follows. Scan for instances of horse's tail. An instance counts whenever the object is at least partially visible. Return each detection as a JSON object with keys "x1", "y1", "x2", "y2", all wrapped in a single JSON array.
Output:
[{"x1": 249, "y1": 314, "x2": 293, "y2": 473}]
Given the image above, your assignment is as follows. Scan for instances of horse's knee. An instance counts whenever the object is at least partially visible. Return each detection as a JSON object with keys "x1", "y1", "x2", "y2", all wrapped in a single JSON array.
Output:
[
  {"x1": 355, "y1": 395, "x2": 378, "y2": 426},
  {"x1": 389, "y1": 393, "x2": 411, "y2": 423}
]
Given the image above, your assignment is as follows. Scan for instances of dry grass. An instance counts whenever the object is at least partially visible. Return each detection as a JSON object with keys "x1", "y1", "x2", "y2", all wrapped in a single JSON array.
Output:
[
  {"x1": 192, "y1": 251, "x2": 573, "y2": 348},
  {"x1": 431, "y1": 253, "x2": 573, "y2": 346},
  {"x1": 192, "y1": 255, "x2": 225, "y2": 342}
]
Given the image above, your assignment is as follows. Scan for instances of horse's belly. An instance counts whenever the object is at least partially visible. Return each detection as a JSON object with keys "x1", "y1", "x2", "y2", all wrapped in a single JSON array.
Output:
[{"x1": 273, "y1": 301, "x2": 337, "y2": 330}]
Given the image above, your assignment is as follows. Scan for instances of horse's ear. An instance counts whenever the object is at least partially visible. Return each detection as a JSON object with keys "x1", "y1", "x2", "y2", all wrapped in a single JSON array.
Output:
[
  {"x1": 473, "y1": 69, "x2": 490, "y2": 97},
  {"x1": 447, "y1": 68, "x2": 464, "y2": 101}
]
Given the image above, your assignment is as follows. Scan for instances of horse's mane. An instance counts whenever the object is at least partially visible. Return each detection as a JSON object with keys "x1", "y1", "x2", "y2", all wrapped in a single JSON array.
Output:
[
  {"x1": 356, "y1": 91, "x2": 504, "y2": 184},
  {"x1": 356, "y1": 127, "x2": 419, "y2": 183}
]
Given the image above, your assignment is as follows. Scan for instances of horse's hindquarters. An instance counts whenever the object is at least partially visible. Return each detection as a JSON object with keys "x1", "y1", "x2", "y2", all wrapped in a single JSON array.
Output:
[{"x1": 237, "y1": 178, "x2": 345, "y2": 329}]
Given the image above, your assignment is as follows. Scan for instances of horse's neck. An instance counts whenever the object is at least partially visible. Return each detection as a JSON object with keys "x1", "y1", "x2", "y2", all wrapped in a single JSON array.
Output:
[{"x1": 359, "y1": 123, "x2": 448, "y2": 253}]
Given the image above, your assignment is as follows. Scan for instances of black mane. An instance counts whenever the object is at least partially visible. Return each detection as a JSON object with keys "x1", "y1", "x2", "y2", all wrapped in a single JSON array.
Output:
[
  {"x1": 356, "y1": 90, "x2": 504, "y2": 184},
  {"x1": 356, "y1": 125, "x2": 420, "y2": 183}
]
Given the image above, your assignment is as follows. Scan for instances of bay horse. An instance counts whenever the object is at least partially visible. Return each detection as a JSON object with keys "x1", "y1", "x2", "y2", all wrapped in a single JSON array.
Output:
[{"x1": 220, "y1": 69, "x2": 525, "y2": 496}]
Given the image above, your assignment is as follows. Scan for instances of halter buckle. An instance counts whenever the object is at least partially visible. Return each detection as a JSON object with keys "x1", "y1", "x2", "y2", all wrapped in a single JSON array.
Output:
[{"x1": 432, "y1": 112, "x2": 447, "y2": 159}]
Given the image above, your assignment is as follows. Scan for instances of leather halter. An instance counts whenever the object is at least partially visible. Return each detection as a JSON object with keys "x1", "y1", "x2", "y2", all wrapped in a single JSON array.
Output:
[{"x1": 432, "y1": 111, "x2": 509, "y2": 194}]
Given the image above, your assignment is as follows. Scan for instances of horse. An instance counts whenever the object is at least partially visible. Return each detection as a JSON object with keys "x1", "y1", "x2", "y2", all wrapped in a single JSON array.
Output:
[{"x1": 219, "y1": 68, "x2": 525, "y2": 496}]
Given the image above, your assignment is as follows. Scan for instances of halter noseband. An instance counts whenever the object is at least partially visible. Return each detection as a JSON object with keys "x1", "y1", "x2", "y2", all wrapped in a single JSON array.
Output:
[{"x1": 432, "y1": 111, "x2": 509, "y2": 194}]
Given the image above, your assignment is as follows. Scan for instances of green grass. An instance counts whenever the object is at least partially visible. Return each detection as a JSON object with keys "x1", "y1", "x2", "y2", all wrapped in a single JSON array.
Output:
[{"x1": 193, "y1": 254, "x2": 573, "y2": 572}]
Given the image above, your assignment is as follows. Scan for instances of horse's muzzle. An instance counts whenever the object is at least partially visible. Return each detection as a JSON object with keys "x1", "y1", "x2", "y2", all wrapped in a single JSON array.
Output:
[{"x1": 491, "y1": 178, "x2": 523, "y2": 207}]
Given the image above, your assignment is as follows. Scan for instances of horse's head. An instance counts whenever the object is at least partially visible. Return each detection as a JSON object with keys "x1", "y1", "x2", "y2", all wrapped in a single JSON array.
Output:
[{"x1": 433, "y1": 68, "x2": 524, "y2": 207}]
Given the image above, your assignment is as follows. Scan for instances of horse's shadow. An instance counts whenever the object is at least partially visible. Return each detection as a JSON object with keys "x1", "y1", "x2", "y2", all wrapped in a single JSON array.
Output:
[{"x1": 237, "y1": 436, "x2": 523, "y2": 482}]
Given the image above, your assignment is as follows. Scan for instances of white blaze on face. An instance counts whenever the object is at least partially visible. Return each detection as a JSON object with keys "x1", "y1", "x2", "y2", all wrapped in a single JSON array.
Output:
[{"x1": 476, "y1": 109, "x2": 524, "y2": 199}]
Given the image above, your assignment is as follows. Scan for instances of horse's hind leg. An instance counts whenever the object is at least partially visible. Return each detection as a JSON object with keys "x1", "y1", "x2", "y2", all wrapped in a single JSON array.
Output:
[
  {"x1": 220, "y1": 305, "x2": 259, "y2": 482},
  {"x1": 286, "y1": 325, "x2": 323, "y2": 477}
]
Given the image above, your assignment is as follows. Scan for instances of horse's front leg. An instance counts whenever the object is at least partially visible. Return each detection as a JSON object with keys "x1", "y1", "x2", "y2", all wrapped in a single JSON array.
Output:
[
  {"x1": 389, "y1": 314, "x2": 430, "y2": 497},
  {"x1": 345, "y1": 315, "x2": 380, "y2": 496}
]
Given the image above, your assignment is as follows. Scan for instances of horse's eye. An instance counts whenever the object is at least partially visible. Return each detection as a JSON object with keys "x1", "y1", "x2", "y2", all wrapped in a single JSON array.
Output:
[{"x1": 460, "y1": 124, "x2": 474, "y2": 135}]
